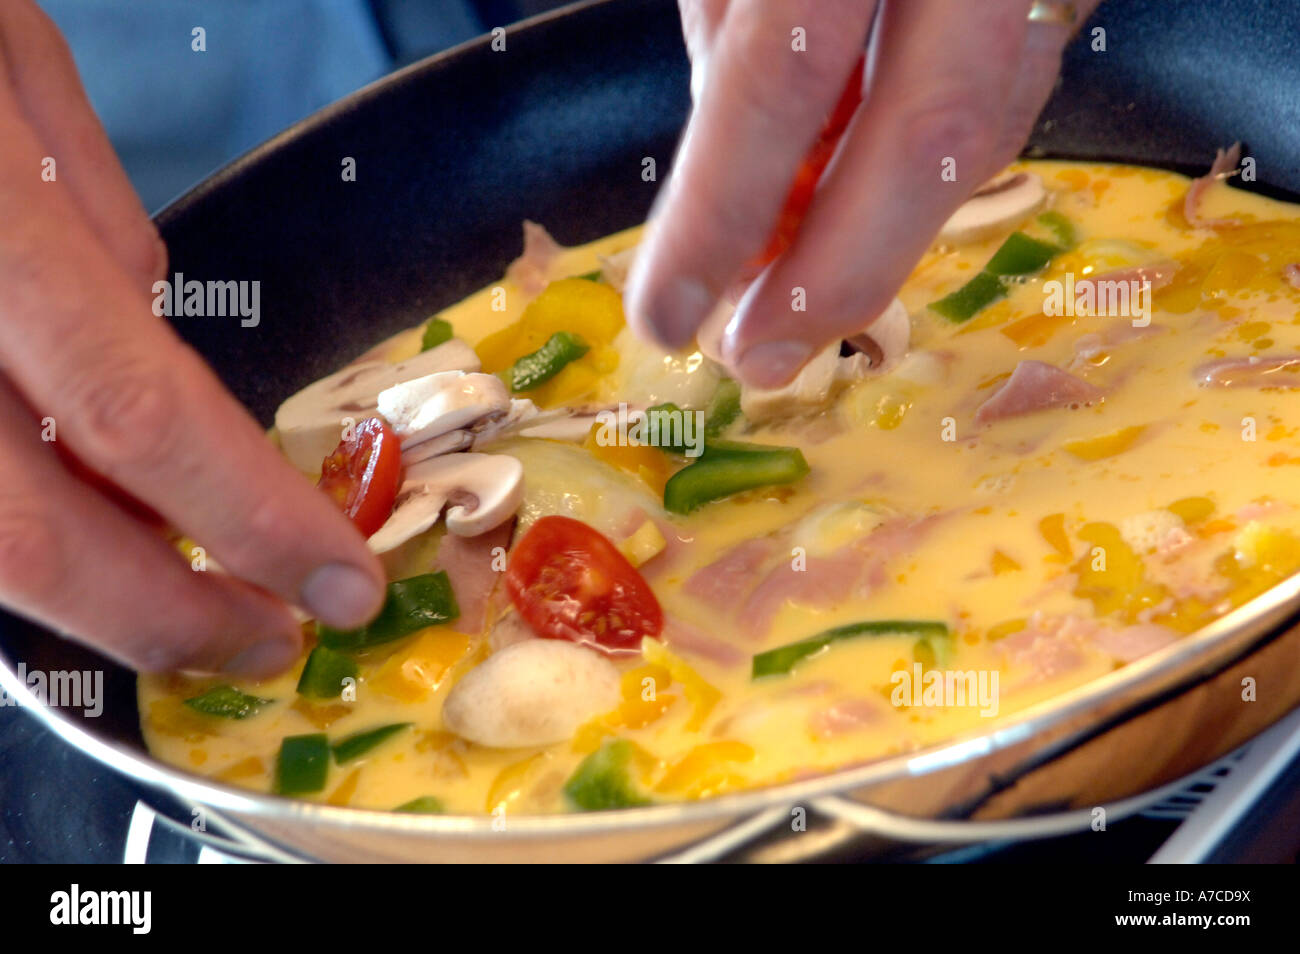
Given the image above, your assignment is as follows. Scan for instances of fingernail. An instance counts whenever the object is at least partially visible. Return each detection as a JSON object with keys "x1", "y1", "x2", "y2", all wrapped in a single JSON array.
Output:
[
  {"x1": 222, "y1": 638, "x2": 299, "y2": 678},
  {"x1": 301, "y1": 563, "x2": 383, "y2": 629},
  {"x1": 643, "y1": 277, "x2": 716, "y2": 349},
  {"x1": 736, "y1": 341, "x2": 814, "y2": 389}
]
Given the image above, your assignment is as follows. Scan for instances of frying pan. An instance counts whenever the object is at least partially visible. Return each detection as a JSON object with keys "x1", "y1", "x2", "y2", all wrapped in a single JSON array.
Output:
[{"x1": 4, "y1": 0, "x2": 1300, "y2": 862}]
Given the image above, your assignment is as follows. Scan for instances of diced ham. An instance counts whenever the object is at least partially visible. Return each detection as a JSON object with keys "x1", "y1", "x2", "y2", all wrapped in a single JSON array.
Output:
[
  {"x1": 1074, "y1": 260, "x2": 1179, "y2": 307},
  {"x1": 738, "y1": 549, "x2": 867, "y2": 635},
  {"x1": 1089, "y1": 623, "x2": 1179, "y2": 662},
  {"x1": 1236, "y1": 500, "x2": 1288, "y2": 521},
  {"x1": 974, "y1": 360, "x2": 1103, "y2": 424},
  {"x1": 997, "y1": 617, "x2": 1089, "y2": 680},
  {"x1": 661, "y1": 618, "x2": 745, "y2": 667},
  {"x1": 682, "y1": 537, "x2": 777, "y2": 606},
  {"x1": 737, "y1": 516, "x2": 940, "y2": 635},
  {"x1": 1285, "y1": 264, "x2": 1300, "y2": 290},
  {"x1": 1195, "y1": 355, "x2": 1300, "y2": 389},
  {"x1": 505, "y1": 221, "x2": 564, "y2": 297},
  {"x1": 431, "y1": 519, "x2": 515, "y2": 633},
  {"x1": 808, "y1": 698, "x2": 884, "y2": 739},
  {"x1": 1183, "y1": 143, "x2": 1242, "y2": 229}
]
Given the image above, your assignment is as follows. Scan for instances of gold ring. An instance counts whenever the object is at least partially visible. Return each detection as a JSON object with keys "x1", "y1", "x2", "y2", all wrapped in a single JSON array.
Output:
[{"x1": 1027, "y1": 1, "x2": 1078, "y2": 25}]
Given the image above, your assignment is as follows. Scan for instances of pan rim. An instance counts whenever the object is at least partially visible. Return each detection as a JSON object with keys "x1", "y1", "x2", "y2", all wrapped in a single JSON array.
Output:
[{"x1": 8, "y1": 0, "x2": 1300, "y2": 839}]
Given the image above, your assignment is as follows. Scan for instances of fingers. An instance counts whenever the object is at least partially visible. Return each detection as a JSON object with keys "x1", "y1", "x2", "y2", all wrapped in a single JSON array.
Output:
[
  {"x1": 625, "y1": 0, "x2": 877, "y2": 350},
  {"x1": 0, "y1": 86, "x2": 386, "y2": 631},
  {"x1": 678, "y1": 0, "x2": 732, "y2": 99},
  {"x1": 722, "y1": 0, "x2": 1065, "y2": 386},
  {"x1": 0, "y1": 379, "x2": 302, "y2": 677},
  {"x1": 0, "y1": 0, "x2": 165, "y2": 287}
]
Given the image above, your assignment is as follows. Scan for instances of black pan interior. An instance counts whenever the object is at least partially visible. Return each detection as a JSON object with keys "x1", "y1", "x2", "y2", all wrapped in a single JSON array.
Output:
[{"x1": 3, "y1": 0, "x2": 1299, "y2": 752}]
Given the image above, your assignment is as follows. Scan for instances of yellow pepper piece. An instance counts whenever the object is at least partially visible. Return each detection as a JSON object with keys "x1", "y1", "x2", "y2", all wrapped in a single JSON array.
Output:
[
  {"x1": 1038, "y1": 512, "x2": 1072, "y2": 560},
  {"x1": 372, "y1": 629, "x2": 471, "y2": 702},
  {"x1": 986, "y1": 618, "x2": 1028, "y2": 642},
  {"x1": 327, "y1": 768, "x2": 363, "y2": 807},
  {"x1": 1202, "y1": 251, "x2": 1263, "y2": 299},
  {"x1": 486, "y1": 752, "x2": 545, "y2": 813},
  {"x1": 991, "y1": 549, "x2": 1022, "y2": 575},
  {"x1": 584, "y1": 425, "x2": 672, "y2": 495},
  {"x1": 1001, "y1": 312, "x2": 1071, "y2": 348},
  {"x1": 571, "y1": 663, "x2": 677, "y2": 753},
  {"x1": 1062, "y1": 425, "x2": 1146, "y2": 461},
  {"x1": 1167, "y1": 496, "x2": 1215, "y2": 526},
  {"x1": 1233, "y1": 522, "x2": 1300, "y2": 573},
  {"x1": 1071, "y1": 522, "x2": 1169, "y2": 621},
  {"x1": 641, "y1": 638, "x2": 721, "y2": 732},
  {"x1": 215, "y1": 756, "x2": 266, "y2": 782},
  {"x1": 616, "y1": 664, "x2": 677, "y2": 728},
  {"x1": 654, "y1": 741, "x2": 754, "y2": 798},
  {"x1": 476, "y1": 278, "x2": 625, "y2": 407}
]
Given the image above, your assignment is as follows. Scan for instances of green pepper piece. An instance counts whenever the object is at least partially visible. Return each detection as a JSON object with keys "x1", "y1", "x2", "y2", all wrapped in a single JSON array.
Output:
[
  {"x1": 644, "y1": 401, "x2": 693, "y2": 455},
  {"x1": 332, "y1": 722, "x2": 412, "y2": 764},
  {"x1": 183, "y1": 685, "x2": 273, "y2": 720},
  {"x1": 752, "y1": 620, "x2": 950, "y2": 678},
  {"x1": 420, "y1": 317, "x2": 454, "y2": 351},
  {"x1": 663, "y1": 441, "x2": 808, "y2": 514},
  {"x1": 929, "y1": 229, "x2": 1065, "y2": 323},
  {"x1": 295, "y1": 646, "x2": 359, "y2": 699},
  {"x1": 275, "y1": 733, "x2": 330, "y2": 795},
  {"x1": 572, "y1": 269, "x2": 603, "y2": 283},
  {"x1": 509, "y1": 331, "x2": 589, "y2": 392},
  {"x1": 929, "y1": 270, "x2": 1007, "y2": 323},
  {"x1": 1035, "y1": 211, "x2": 1077, "y2": 251},
  {"x1": 563, "y1": 739, "x2": 652, "y2": 811},
  {"x1": 393, "y1": 796, "x2": 445, "y2": 814},
  {"x1": 984, "y1": 231, "x2": 1059, "y2": 276},
  {"x1": 317, "y1": 572, "x2": 459, "y2": 651},
  {"x1": 703, "y1": 378, "x2": 742, "y2": 437}
]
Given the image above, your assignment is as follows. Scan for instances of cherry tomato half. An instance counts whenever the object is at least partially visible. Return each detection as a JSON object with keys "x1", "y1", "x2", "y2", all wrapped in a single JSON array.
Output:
[
  {"x1": 748, "y1": 55, "x2": 865, "y2": 271},
  {"x1": 317, "y1": 417, "x2": 402, "y2": 537},
  {"x1": 505, "y1": 515, "x2": 664, "y2": 654}
]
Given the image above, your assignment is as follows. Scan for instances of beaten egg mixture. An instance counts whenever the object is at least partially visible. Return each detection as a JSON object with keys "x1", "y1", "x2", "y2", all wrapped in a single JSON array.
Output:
[{"x1": 140, "y1": 160, "x2": 1300, "y2": 815}]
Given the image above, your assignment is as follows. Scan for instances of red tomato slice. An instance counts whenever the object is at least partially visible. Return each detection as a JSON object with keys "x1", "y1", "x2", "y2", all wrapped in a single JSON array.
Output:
[
  {"x1": 748, "y1": 55, "x2": 865, "y2": 271},
  {"x1": 505, "y1": 515, "x2": 664, "y2": 654},
  {"x1": 316, "y1": 417, "x2": 402, "y2": 537}
]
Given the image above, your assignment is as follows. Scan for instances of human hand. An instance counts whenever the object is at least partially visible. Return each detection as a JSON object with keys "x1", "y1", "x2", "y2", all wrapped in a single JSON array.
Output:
[
  {"x1": 625, "y1": 0, "x2": 1102, "y2": 386},
  {"x1": 0, "y1": 1, "x2": 385, "y2": 677}
]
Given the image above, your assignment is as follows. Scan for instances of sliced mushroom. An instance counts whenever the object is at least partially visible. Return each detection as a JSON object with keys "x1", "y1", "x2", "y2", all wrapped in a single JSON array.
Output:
[
  {"x1": 840, "y1": 297, "x2": 911, "y2": 376},
  {"x1": 596, "y1": 245, "x2": 638, "y2": 294},
  {"x1": 275, "y1": 338, "x2": 480, "y2": 472},
  {"x1": 400, "y1": 429, "x2": 473, "y2": 466},
  {"x1": 741, "y1": 299, "x2": 912, "y2": 424},
  {"x1": 377, "y1": 370, "x2": 511, "y2": 451},
  {"x1": 740, "y1": 343, "x2": 841, "y2": 423},
  {"x1": 367, "y1": 452, "x2": 524, "y2": 552},
  {"x1": 442, "y1": 639, "x2": 620, "y2": 748},
  {"x1": 938, "y1": 172, "x2": 1046, "y2": 245}
]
